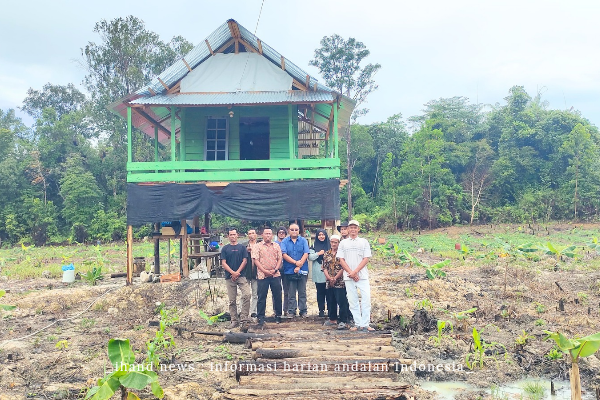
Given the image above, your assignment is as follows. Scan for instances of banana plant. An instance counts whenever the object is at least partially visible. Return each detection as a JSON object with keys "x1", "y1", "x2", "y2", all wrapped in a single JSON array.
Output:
[
  {"x1": 537, "y1": 242, "x2": 576, "y2": 262},
  {"x1": 86, "y1": 338, "x2": 164, "y2": 400},
  {"x1": 586, "y1": 237, "x2": 600, "y2": 252},
  {"x1": 544, "y1": 331, "x2": 600, "y2": 400},
  {"x1": 424, "y1": 259, "x2": 450, "y2": 279}
]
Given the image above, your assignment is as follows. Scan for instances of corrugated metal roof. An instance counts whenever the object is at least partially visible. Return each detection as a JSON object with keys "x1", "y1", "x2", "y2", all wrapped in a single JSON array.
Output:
[
  {"x1": 135, "y1": 19, "x2": 349, "y2": 102},
  {"x1": 130, "y1": 91, "x2": 334, "y2": 106}
]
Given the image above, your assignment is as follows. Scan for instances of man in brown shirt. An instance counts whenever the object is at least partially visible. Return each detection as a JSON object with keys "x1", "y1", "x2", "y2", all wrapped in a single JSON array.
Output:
[{"x1": 252, "y1": 228, "x2": 283, "y2": 326}]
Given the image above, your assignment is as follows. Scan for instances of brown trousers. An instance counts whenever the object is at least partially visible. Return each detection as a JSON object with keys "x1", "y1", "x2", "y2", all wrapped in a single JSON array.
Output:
[{"x1": 226, "y1": 276, "x2": 251, "y2": 322}]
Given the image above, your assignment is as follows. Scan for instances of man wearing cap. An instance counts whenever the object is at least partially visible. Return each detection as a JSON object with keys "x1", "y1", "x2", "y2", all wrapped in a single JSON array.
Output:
[
  {"x1": 337, "y1": 221, "x2": 349, "y2": 240},
  {"x1": 336, "y1": 220, "x2": 374, "y2": 331}
]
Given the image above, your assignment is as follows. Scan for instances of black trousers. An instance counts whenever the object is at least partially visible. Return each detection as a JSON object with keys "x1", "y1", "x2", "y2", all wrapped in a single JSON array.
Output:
[
  {"x1": 326, "y1": 287, "x2": 349, "y2": 323},
  {"x1": 257, "y1": 276, "x2": 282, "y2": 320},
  {"x1": 315, "y1": 282, "x2": 327, "y2": 312}
]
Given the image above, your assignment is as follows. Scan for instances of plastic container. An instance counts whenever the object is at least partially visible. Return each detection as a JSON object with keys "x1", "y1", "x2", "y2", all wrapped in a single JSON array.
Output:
[{"x1": 62, "y1": 263, "x2": 75, "y2": 283}]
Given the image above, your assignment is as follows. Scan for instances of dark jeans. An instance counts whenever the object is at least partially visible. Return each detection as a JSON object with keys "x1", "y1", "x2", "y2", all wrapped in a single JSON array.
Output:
[
  {"x1": 287, "y1": 274, "x2": 307, "y2": 315},
  {"x1": 326, "y1": 287, "x2": 349, "y2": 323},
  {"x1": 281, "y1": 273, "x2": 289, "y2": 315},
  {"x1": 315, "y1": 282, "x2": 327, "y2": 312},
  {"x1": 257, "y1": 276, "x2": 282, "y2": 321}
]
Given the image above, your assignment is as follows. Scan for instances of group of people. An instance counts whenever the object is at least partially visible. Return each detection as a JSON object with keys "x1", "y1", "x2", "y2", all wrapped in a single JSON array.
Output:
[{"x1": 220, "y1": 220, "x2": 374, "y2": 331}]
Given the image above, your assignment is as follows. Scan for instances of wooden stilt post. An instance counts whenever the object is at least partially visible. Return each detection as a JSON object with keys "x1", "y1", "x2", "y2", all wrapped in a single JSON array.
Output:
[
  {"x1": 154, "y1": 222, "x2": 160, "y2": 274},
  {"x1": 182, "y1": 219, "x2": 189, "y2": 278},
  {"x1": 126, "y1": 225, "x2": 133, "y2": 285}
]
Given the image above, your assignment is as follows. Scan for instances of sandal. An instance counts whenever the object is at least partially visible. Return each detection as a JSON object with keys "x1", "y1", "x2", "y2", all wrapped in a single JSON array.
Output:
[
  {"x1": 365, "y1": 326, "x2": 376, "y2": 332},
  {"x1": 349, "y1": 326, "x2": 360, "y2": 331}
]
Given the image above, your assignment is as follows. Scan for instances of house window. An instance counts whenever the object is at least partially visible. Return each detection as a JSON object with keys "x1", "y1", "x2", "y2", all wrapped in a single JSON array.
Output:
[{"x1": 205, "y1": 118, "x2": 228, "y2": 161}]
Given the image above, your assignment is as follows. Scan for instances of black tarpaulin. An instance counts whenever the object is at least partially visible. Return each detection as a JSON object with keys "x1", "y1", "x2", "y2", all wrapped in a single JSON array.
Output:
[{"x1": 126, "y1": 180, "x2": 340, "y2": 226}]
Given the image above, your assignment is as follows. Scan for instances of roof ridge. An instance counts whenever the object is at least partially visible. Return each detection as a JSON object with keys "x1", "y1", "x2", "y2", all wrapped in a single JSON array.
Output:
[{"x1": 135, "y1": 19, "x2": 337, "y2": 98}]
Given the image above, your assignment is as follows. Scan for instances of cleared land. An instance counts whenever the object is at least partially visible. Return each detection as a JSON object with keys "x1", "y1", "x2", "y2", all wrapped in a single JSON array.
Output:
[{"x1": 1, "y1": 223, "x2": 600, "y2": 399}]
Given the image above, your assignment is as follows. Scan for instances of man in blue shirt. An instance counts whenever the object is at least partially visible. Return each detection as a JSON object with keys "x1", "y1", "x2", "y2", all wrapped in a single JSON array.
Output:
[{"x1": 280, "y1": 223, "x2": 309, "y2": 317}]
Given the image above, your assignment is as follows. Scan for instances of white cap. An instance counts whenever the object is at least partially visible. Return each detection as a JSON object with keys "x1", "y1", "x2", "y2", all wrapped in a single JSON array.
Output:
[
  {"x1": 348, "y1": 219, "x2": 360, "y2": 227},
  {"x1": 330, "y1": 235, "x2": 341, "y2": 241}
]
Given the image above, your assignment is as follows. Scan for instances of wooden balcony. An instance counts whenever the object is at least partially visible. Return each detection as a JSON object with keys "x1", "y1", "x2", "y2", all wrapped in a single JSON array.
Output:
[{"x1": 126, "y1": 158, "x2": 340, "y2": 183}]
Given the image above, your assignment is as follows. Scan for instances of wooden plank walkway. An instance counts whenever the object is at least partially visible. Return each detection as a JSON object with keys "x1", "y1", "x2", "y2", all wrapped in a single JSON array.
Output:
[{"x1": 220, "y1": 316, "x2": 415, "y2": 399}]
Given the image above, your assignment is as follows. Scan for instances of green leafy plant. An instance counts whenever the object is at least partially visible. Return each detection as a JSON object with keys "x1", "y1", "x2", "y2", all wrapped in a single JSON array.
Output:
[
  {"x1": 448, "y1": 307, "x2": 477, "y2": 331},
  {"x1": 537, "y1": 242, "x2": 576, "y2": 262},
  {"x1": 429, "y1": 320, "x2": 454, "y2": 347},
  {"x1": 0, "y1": 290, "x2": 16, "y2": 311},
  {"x1": 414, "y1": 298, "x2": 433, "y2": 311},
  {"x1": 85, "y1": 338, "x2": 164, "y2": 400},
  {"x1": 577, "y1": 292, "x2": 588, "y2": 304},
  {"x1": 534, "y1": 319, "x2": 546, "y2": 326},
  {"x1": 465, "y1": 327, "x2": 507, "y2": 370},
  {"x1": 84, "y1": 266, "x2": 104, "y2": 286},
  {"x1": 534, "y1": 302, "x2": 546, "y2": 314},
  {"x1": 404, "y1": 287, "x2": 413, "y2": 298},
  {"x1": 544, "y1": 346, "x2": 563, "y2": 360},
  {"x1": 214, "y1": 344, "x2": 233, "y2": 360},
  {"x1": 424, "y1": 259, "x2": 450, "y2": 280},
  {"x1": 199, "y1": 310, "x2": 226, "y2": 325},
  {"x1": 55, "y1": 340, "x2": 69, "y2": 350},
  {"x1": 544, "y1": 330, "x2": 600, "y2": 399},
  {"x1": 146, "y1": 308, "x2": 179, "y2": 369},
  {"x1": 515, "y1": 330, "x2": 534, "y2": 346}
]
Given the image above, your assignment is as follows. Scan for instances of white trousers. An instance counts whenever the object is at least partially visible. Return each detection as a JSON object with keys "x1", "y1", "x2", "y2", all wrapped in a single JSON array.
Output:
[{"x1": 345, "y1": 278, "x2": 371, "y2": 328}]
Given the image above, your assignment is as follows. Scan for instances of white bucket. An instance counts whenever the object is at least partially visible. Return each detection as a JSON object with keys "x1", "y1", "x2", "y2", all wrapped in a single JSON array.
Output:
[{"x1": 62, "y1": 269, "x2": 75, "y2": 283}]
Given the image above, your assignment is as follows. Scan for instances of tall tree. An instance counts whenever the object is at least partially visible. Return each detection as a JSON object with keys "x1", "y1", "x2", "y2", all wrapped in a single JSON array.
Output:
[
  {"x1": 310, "y1": 35, "x2": 381, "y2": 218},
  {"x1": 21, "y1": 83, "x2": 87, "y2": 121}
]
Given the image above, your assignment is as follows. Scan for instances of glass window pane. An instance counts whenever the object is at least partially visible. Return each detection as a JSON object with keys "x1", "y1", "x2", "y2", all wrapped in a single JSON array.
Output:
[
  {"x1": 217, "y1": 140, "x2": 225, "y2": 150},
  {"x1": 217, "y1": 130, "x2": 226, "y2": 140},
  {"x1": 217, "y1": 151, "x2": 226, "y2": 160},
  {"x1": 206, "y1": 150, "x2": 215, "y2": 161},
  {"x1": 206, "y1": 141, "x2": 215, "y2": 150},
  {"x1": 207, "y1": 130, "x2": 216, "y2": 140},
  {"x1": 217, "y1": 119, "x2": 226, "y2": 129},
  {"x1": 207, "y1": 119, "x2": 216, "y2": 129}
]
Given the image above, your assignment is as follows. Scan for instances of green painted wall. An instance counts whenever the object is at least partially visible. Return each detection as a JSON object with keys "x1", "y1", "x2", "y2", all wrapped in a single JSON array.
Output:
[{"x1": 183, "y1": 105, "x2": 297, "y2": 161}]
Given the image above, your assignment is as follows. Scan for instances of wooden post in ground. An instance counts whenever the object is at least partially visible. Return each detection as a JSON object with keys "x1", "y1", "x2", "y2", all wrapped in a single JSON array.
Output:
[
  {"x1": 154, "y1": 222, "x2": 160, "y2": 274},
  {"x1": 182, "y1": 219, "x2": 189, "y2": 277},
  {"x1": 126, "y1": 225, "x2": 133, "y2": 285}
]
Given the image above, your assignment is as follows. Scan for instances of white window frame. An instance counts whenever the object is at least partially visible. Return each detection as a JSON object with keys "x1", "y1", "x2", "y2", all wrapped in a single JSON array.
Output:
[{"x1": 204, "y1": 117, "x2": 229, "y2": 161}]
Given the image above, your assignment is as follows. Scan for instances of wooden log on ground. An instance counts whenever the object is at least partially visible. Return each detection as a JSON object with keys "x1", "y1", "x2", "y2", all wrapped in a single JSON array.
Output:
[
  {"x1": 228, "y1": 380, "x2": 411, "y2": 393},
  {"x1": 222, "y1": 388, "x2": 414, "y2": 400},
  {"x1": 110, "y1": 273, "x2": 127, "y2": 278},
  {"x1": 250, "y1": 341, "x2": 396, "y2": 352},
  {"x1": 238, "y1": 375, "x2": 399, "y2": 386},
  {"x1": 254, "y1": 348, "x2": 404, "y2": 359},
  {"x1": 252, "y1": 354, "x2": 413, "y2": 365},
  {"x1": 222, "y1": 332, "x2": 277, "y2": 343},
  {"x1": 248, "y1": 336, "x2": 392, "y2": 349}
]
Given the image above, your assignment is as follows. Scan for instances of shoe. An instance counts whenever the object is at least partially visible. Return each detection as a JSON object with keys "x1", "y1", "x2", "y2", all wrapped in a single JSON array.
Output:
[
  {"x1": 319, "y1": 310, "x2": 325, "y2": 317},
  {"x1": 337, "y1": 322, "x2": 347, "y2": 330},
  {"x1": 300, "y1": 313, "x2": 309, "y2": 318},
  {"x1": 229, "y1": 321, "x2": 239, "y2": 329},
  {"x1": 287, "y1": 312, "x2": 296, "y2": 317},
  {"x1": 251, "y1": 313, "x2": 257, "y2": 318},
  {"x1": 275, "y1": 316, "x2": 282, "y2": 324},
  {"x1": 323, "y1": 320, "x2": 337, "y2": 326},
  {"x1": 257, "y1": 319, "x2": 265, "y2": 327}
]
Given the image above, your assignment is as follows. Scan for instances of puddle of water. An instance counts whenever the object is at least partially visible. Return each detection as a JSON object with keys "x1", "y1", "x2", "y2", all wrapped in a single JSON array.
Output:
[{"x1": 419, "y1": 378, "x2": 596, "y2": 399}]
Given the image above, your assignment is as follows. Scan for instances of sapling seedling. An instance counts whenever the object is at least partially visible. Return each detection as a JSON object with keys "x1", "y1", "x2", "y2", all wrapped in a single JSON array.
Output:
[
  {"x1": 465, "y1": 327, "x2": 507, "y2": 370},
  {"x1": 429, "y1": 320, "x2": 454, "y2": 347},
  {"x1": 544, "y1": 330, "x2": 600, "y2": 400},
  {"x1": 199, "y1": 310, "x2": 226, "y2": 325},
  {"x1": 86, "y1": 338, "x2": 164, "y2": 400}
]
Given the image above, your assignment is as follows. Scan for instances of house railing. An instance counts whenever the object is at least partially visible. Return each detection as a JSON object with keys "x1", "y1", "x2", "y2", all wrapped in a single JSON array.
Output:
[{"x1": 126, "y1": 158, "x2": 340, "y2": 182}]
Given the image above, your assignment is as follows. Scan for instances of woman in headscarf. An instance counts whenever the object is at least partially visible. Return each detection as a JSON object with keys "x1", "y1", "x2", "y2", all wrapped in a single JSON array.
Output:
[{"x1": 308, "y1": 229, "x2": 330, "y2": 317}]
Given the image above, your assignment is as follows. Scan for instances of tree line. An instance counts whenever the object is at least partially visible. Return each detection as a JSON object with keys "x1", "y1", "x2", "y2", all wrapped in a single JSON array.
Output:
[{"x1": 1, "y1": 16, "x2": 598, "y2": 246}]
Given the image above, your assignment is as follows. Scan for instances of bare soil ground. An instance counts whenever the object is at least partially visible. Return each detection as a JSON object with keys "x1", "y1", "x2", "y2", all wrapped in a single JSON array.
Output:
[{"x1": 2, "y1": 224, "x2": 600, "y2": 399}]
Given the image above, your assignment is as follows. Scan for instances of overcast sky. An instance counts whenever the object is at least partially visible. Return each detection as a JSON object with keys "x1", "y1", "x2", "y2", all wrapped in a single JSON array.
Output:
[{"x1": 1, "y1": 0, "x2": 599, "y2": 128}]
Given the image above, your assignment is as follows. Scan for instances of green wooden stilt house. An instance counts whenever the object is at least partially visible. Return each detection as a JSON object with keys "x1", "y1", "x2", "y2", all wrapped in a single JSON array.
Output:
[{"x1": 110, "y1": 19, "x2": 355, "y2": 283}]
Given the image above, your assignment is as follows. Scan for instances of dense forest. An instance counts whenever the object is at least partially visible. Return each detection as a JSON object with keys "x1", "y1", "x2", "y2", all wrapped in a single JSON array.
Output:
[{"x1": 1, "y1": 16, "x2": 598, "y2": 246}]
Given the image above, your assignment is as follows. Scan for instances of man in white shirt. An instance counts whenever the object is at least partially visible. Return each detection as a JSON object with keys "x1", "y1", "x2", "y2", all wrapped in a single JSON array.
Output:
[{"x1": 336, "y1": 220, "x2": 374, "y2": 331}]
